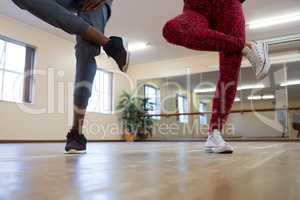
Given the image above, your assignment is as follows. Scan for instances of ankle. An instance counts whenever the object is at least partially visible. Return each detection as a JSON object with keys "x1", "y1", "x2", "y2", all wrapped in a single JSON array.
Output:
[
  {"x1": 103, "y1": 37, "x2": 110, "y2": 46},
  {"x1": 210, "y1": 129, "x2": 222, "y2": 135},
  {"x1": 208, "y1": 129, "x2": 216, "y2": 136},
  {"x1": 71, "y1": 127, "x2": 82, "y2": 135},
  {"x1": 242, "y1": 46, "x2": 251, "y2": 56},
  {"x1": 245, "y1": 41, "x2": 253, "y2": 49},
  {"x1": 85, "y1": 26, "x2": 109, "y2": 46}
]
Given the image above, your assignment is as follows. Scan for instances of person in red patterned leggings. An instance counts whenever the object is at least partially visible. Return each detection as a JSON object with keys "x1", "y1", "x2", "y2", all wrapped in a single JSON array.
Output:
[{"x1": 163, "y1": 0, "x2": 271, "y2": 153}]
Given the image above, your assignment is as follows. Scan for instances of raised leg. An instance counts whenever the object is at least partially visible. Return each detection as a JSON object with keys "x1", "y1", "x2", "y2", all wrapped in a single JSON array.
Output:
[
  {"x1": 12, "y1": 0, "x2": 109, "y2": 45},
  {"x1": 162, "y1": 9, "x2": 244, "y2": 53}
]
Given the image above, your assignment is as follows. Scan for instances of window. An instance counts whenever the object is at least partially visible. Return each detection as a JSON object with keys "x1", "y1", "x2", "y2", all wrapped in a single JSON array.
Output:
[
  {"x1": 177, "y1": 95, "x2": 188, "y2": 123},
  {"x1": 0, "y1": 36, "x2": 35, "y2": 103},
  {"x1": 199, "y1": 101, "x2": 208, "y2": 125},
  {"x1": 87, "y1": 69, "x2": 113, "y2": 113},
  {"x1": 144, "y1": 85, "x2": 161, "y2": 120}
]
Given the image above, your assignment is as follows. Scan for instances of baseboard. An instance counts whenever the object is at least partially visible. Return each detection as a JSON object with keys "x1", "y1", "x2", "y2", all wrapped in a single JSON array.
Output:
[
  {"x1": 0, "y1": 140, "x2": 124, "y2": 143},
  {"x1": 0, "y1": 138, "x2": 300, "y2": 143},
  {"x1": 144, "y1": 138, "x2": 300, "y2": 142}
]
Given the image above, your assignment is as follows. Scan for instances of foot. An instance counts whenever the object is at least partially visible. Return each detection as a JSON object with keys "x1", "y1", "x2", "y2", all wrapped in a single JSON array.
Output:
[
  {"x1": 204, "y1": 130, "x2": 234, "y2": 154},
  {"x1": 65, "y1": 129, "x2": 87, "y2": 154},
  {"x1": 103, "y1": 36, "x2": 130, "y2": 73},
  {"x1": 243, "y1": 41, "x2": 270, "y2": 80}
]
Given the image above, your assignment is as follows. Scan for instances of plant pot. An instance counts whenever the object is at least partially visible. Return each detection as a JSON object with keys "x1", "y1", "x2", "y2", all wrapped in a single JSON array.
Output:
[
  {"x1": 137, "y1": 132, "x2": 149, "y2": 140},
  {"x1": 123, "y1": 132, "x2": 135, "y2": 142}
]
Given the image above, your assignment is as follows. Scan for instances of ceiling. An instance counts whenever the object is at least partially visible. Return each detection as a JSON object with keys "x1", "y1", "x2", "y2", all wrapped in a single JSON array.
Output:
[{"x1": 1, "y1": 0, "x2": 300, "y2": 65}]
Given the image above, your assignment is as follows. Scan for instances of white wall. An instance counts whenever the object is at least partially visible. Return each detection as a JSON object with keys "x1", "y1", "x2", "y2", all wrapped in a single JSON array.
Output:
[{"x1": 0, "y1": 15, "x2": 133, "y2": 141}]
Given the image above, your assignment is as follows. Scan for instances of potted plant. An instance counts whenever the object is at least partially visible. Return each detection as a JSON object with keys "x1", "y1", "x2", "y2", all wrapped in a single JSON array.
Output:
[
  {"x1": 137, "y1": 98, "x2": 154, "y2": 140},
  {"x1": 117, "y1": 91, "x2": 154, "y2": 142}
]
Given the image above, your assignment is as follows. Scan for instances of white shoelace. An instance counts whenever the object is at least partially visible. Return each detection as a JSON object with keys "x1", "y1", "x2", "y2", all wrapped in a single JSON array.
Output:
[{"x1": 248, "y1": 45, "x2": 265, "y2": 75}]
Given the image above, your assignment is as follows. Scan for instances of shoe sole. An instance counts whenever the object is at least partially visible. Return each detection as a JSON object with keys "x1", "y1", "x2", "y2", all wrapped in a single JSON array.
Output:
[
  {"x1": 64, "y1": 149, "x2": 87, "y2": 154},
  {"x1": 256, "y1": 42, "x2": 270, "y2": 80},
  {"x1": 121, "y1": 37, "x2": 130, "y2": 73},
  {"x1": 205, "y1": 146, "x2": 234, "y2": 154}
]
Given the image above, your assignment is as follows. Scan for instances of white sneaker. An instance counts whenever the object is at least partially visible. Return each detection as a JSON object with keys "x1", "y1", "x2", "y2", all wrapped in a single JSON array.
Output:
[
  {"x1": 204, "y1": 130, "x2": 234, "y2": 154},
  {"x1": 243, "y1": 41, "x2": 270, "y2": 80}
]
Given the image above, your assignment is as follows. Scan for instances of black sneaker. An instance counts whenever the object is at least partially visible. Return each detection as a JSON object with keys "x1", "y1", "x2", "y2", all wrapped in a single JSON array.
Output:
[
  {"x1": 65, "y1": 129, "x2": 87, "y2": 154},
  {"x1": 103, "y1": 36, "x2": 130, "y2": 73}
]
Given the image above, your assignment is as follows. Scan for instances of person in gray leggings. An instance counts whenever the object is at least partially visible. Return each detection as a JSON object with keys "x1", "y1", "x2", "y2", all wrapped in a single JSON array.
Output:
[{"x1": 12, "y1": 0, "x2": 130, "y2": 154}]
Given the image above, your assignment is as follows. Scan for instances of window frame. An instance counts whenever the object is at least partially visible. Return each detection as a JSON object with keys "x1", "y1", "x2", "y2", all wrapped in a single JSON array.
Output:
[
  {"x1": 176, "y1": 94, "x2": 189, "y2": 124},
  {"x1": 0, "y1": 35, "x2": 36, "y2": 104},
  {"x1": 199, "y1": 101, "x2": 208, "y2": 125},
  {"x1": 144, "y1": 84, "x2": 161, "y2": 120}
]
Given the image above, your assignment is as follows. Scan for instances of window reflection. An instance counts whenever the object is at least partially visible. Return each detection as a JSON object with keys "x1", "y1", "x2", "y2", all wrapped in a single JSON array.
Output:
[
  {"x1": 144, "y1": 84, "x2": 161, "y2": 120},
  {"x1": 88, "y1": 69, "x2": 113, "y2": 113},
  {"x1": 137, "y1": 60, "x2": 300, "y2": 139},
  {"x1": 177, "y1": 94, "x2": 188, "y2": 123}
]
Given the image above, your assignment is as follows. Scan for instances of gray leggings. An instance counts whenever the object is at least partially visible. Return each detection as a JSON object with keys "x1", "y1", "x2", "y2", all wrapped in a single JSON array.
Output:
[{"x1": 12, "y1": 0, "x2": 109, "y2": 107}]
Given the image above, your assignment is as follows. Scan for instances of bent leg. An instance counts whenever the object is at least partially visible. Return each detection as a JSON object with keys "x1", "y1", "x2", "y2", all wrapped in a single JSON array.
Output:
[{"x1": 162, "y1": 10, "x2": 245, "y2": 53}]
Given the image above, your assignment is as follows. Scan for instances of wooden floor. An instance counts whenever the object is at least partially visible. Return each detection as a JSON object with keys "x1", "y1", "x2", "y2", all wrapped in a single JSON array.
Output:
[{"x1": 0, "y1": 142, "x2": 299, "y2": 200}]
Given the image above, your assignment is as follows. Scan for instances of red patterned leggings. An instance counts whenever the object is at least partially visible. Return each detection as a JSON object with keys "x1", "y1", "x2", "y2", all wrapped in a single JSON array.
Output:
[{"x1": 163, "y1": 0, "x2": 246, "y2": 133}]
